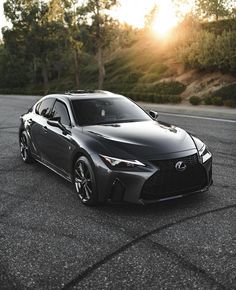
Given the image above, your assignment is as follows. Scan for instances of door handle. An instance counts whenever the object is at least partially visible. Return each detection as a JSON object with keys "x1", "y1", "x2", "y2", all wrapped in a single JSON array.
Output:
[{"x1": 42, "y1": 126, "x2": 48, "y2": 133}]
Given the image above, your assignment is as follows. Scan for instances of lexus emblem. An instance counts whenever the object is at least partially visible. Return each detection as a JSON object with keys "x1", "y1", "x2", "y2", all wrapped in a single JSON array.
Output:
[{"x1": 175, "y1": 161, "x2": 187, "y2": 172}]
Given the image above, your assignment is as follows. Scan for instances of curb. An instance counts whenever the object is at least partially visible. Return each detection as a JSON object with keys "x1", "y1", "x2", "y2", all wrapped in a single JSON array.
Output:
[{"x1": 139, "y1": 102, "x2": 236, "y2": 121}]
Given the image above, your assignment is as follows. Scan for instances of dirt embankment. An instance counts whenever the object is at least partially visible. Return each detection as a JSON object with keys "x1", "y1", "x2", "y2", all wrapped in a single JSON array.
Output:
[{"x1": 162, "y1": 60, "x2": 236, "y2": 99}]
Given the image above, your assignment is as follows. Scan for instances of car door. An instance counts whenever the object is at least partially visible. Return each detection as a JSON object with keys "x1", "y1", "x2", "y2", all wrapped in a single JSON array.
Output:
[
  {"x1": 30, "y1": 98, "x2": 56, "y2": 160},
  {"x1": 44, "y1": 99, "x2": 72, "y2": 175}
]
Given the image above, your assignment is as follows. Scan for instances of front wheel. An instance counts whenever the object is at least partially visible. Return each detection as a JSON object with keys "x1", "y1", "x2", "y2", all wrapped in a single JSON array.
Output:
[
  {"x1": 74, "y1": 156, "x2": 98, "y2": 206},
  {"x1": 19, "y1": 131, "x2": 34, "y2": 163}
]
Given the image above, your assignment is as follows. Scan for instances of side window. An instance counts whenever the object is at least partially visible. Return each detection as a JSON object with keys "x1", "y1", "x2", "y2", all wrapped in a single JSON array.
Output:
[
  {"x1": 51, "y1": 100, "x2": 71, "y2": 126},
  {"x1": 38, "y1": 98, "x2": 55, "y2": 118}
]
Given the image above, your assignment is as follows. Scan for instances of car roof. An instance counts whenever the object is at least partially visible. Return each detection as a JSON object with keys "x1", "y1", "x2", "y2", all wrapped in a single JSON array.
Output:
[{"x1": 43, "y1": 90, "x2": 125, "y2": 101}]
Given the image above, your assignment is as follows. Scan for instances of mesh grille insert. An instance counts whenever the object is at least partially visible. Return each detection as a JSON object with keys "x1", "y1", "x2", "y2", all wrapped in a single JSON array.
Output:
[{"x1": 141, "y1": 154, "x2": 207, "y2": 200}]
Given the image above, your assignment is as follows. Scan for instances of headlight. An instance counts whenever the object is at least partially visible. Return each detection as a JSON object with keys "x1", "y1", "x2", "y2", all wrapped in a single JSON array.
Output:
[
  {"x1": 199, "y1": 144, "x2": 212, "y2": 163},
  {"x1": 192, "y1": 136, "x2": 212, "y2": 163},
  {"x1": 100, "y1": 155, "x2": 145, "y2": 169}
]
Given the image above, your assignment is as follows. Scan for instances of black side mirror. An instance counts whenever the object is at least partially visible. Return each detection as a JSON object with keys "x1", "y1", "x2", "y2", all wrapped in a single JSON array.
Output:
[
  {"x1": 47, "y1": 117, "x2": 61, "y2": 128},
  {"x1": 47, "y1": 117, "x2": 70, "y2": 135},
  {"x1": 149, "y1": 110, "x2": 159, "y2": 120}
]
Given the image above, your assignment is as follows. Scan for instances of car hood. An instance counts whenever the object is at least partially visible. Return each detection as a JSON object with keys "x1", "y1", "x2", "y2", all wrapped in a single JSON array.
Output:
[{"x1": 84, "y1": 120, "x2": 196, "y2": 160}]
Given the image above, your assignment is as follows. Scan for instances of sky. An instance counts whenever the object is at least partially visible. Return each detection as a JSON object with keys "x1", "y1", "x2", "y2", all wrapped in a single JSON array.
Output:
[
  {"x1": 0, "y1": 0, "x2": 194, "y2": 38},
  {"x1": 0, "y1": 0, "x2": 165, "y2": 32},
  {"x1": 0, "y1": 0, "x2": 7, "y2": 30}
]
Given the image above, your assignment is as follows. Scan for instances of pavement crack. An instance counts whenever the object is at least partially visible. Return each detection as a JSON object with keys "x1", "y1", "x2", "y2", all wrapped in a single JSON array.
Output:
[
  {"x1": 62, "y1": 203, "x2": 236, "y2": 290},
  {"x1": 146, "y1": 239, "x2": 229, "y2": 290}
]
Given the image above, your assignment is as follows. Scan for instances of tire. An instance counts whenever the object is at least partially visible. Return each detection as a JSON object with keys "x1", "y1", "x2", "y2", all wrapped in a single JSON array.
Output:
[
  {"x1": 74, "y1": 156, "x2": 98, "y2": 206},
  {"x1": 19, "y1": 131, "x2": 34, "y2": 163}
]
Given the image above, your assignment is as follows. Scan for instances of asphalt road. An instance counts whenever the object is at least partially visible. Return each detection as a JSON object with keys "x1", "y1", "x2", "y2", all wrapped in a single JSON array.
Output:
[{"x1": 0, "y1": 95, "x2": 235, "y2": 290}]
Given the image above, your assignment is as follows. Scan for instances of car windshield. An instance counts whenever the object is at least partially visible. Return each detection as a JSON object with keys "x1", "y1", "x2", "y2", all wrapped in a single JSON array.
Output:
[{"x1": 71, "y1": 97, "x2": 151, "y2": 126}]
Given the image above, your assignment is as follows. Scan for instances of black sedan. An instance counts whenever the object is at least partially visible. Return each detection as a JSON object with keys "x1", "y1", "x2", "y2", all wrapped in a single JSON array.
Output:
[{"x1": 19, "y1": 90, "x2": 213, "y2": 205}]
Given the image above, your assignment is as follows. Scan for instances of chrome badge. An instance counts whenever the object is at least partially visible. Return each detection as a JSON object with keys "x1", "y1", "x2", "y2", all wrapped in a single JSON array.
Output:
[{"x1": 175, "y1": 161, "x2": 187, "y2": 172}]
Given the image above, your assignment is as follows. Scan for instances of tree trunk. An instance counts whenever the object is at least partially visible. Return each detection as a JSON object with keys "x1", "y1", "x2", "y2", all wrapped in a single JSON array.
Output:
[
  {"x1": 74, "y1": 47, "x2": 80, "y2": 89},
  {"x1": 33, "y1": 57, "x2": 37, "y2": 83},
  {"x1": 41, "y1": 61, "x2": 49, "y2": 94},
  {"x1": 97, "y1": 45, "x2": 105, "y2": 90}
]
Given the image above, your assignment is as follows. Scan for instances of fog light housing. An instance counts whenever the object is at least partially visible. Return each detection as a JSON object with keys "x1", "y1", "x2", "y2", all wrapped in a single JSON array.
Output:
[{"x1": 110, "y1": 179, "x2": 125, "y2": 202}]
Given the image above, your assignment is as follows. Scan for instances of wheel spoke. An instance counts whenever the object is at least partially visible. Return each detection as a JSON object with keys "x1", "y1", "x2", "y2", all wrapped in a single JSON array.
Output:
[
  {"x1": 84, "y1": 186, "x2": 90, "y2": 199},
  {"x1": 78, "y1": 163, "x2": 85, "y2": 177},
  {"x1": 85, "y1": 184, "x2": 92, "y2": 194},
  {"x1": 75, "y1": 168, "x2": 83, "y2": 179},
  {"x1": 74, "y1": 160, "x2": 94, "y2": 203},
  {"x1": 75, "y1": 177, "x2": 82, "y2": 183},
  {"x1": 20, "y1": 140, "x2": 27, "y2": 160},
  {"x1": 83, "y1": 166, "x2": 90, "y2": 178},
  {"x1": 75, "y1": 180, "x2": 82, "y2": 192}
]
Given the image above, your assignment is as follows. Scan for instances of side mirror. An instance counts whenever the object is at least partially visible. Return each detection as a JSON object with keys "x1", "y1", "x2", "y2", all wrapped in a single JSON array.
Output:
[
  {"x1": 47, "y1": 117, "x2": 70, "y2": 135},
  {"x1": 47, "y1": 117, "x2": 61, "y2": 128},
  {"x1": 149, "y1": 110, "x2": 159, "y2": 120}
]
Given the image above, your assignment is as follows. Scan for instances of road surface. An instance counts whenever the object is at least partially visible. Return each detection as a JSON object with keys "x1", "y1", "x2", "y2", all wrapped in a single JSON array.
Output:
[{"x1": 0, "y1": 95, "x2": 235, "y2": 289}]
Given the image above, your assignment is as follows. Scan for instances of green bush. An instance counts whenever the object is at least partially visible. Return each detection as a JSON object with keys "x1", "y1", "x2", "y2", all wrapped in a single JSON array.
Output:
[
  {"x1": 120, "y1": 92, "x2": 182, "y2": 104},
  {"x1": 189, "y1": 96, "x2": 201, "y2": 105},
  {"x1": 152, "y1": 81, "x2": 186, "y2": 95},
  {"x1": 212, "y1": 84, "x2": 236, "y2": 101},
  {"x1": 167, "y1": 95, "x2": 182, "y2": 104},
  {"x1": 223, "y1": 99, "x2": 236, "y2": 108},
  {"x1": 211, "y1": 96, "x2": 223, "y2": 106},
  {"x1": 176, "y1": 30, "x2": 236, "y2": 72},
  {"x1": 204, "y1": 96, "x2": 213, "y2": 105}
]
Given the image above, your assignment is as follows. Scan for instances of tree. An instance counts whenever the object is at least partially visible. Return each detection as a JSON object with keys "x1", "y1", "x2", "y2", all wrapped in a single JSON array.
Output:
[
  {"x1": 3, "y1": 0, "x2": 71, "y2": 92},
  {"x1": 64, "y1": 2, "x2": 84, "y2": 89},
  {"x1": 145, "y1": 4, "x2": 158, "y2": 31},
  {"x1": 78, "y1": 0, "x2": 119, "y2": 89},
  {"x1": 195, "y1": 0, "x2": 230, "y2": 21}
]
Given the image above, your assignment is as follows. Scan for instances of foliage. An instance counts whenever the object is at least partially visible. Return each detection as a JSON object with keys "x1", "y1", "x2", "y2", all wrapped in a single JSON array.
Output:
[
  {"x1": 195, "y1": 0, "x2": 231, "y2": 21},
  {"x1": 3, "y1": 0, "x2": 73, "y2": 92},
  {"x1": 78, "y1": 0, "x2": 119, "y2": 89},
  {"x1": 176, "y1": 29, "x2": 236, "y2": 72},
  {"x1": 0, "y1": 0, "x2": 236, "y2": 109},
  {"x1": 202, "y1": 18, "x2": 236, "y2": 34},
  {"x1": 151, "y1": 81, "x2": 186, "y2": 95},
  {"x1": 203, "y1": 83, "x2": 236, "y2": 107},
  {"x1": 122, "y1": 92, "x2": 182, "y2": 104},
  {"x1": 189, "y1": 96, "x2": 201, "y2": 105},
  {"x1": 145, "y1": 4, "x2": 158, "y2": 31},
  {"x1": 204, "y1": 96, "x2": 213, "y2": 105},
  {"x1": 211, "y1": 96, "x2": 224, "y2": 106},
  {"x1": 212, "y1": 83, "x2": 236, "y2": 101}
]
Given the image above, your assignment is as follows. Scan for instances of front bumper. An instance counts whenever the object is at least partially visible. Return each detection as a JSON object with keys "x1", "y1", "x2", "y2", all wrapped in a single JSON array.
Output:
[{"x1": 94, "y1": 151, "x2": 213, "y2": 204}]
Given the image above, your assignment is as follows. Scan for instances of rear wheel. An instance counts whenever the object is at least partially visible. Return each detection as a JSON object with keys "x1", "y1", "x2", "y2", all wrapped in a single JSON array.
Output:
[
  {"x1": 74, "y1": 156, "x2": 98, "y2": 206},
  {"x1": 20, "y1": 131, "x2": 34, "y2": 163}
]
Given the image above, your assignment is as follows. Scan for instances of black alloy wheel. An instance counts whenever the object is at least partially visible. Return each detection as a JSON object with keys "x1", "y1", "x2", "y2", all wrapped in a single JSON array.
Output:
[
  {"x1": 74, "y1": 156, "x2": 98, "y2": 205},
  {"x1": 20, "y1": 131, "x2": 34, "y2": 163}
]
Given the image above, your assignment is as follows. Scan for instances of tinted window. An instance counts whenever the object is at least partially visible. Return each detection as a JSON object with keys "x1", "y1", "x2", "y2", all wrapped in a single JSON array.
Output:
[
  {"x1": 72, "y1": 97, "x2": 151, "y2": 126},
  {"x1": 51, "y1": 100, "x2": 71, "y2": 126},
  {"x1": 38, "y1": 98, "x2": 55, "y2": 118}
]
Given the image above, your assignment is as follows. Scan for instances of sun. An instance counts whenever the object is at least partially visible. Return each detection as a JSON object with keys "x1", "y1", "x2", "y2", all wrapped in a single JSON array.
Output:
[{"x1": 152, "y1": 0, "x2": 178, "y2": 37}]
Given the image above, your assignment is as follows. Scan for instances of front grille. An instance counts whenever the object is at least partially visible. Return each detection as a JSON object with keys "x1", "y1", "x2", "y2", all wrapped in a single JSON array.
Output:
[{"x1": 141, "y1": 154, "x2": 207, "y2": 200}]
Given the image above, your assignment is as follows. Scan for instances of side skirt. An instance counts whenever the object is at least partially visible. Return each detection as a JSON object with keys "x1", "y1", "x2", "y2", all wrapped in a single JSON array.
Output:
[{"x1": 35, "y1": 159, "x2": 72, "y2": 183}]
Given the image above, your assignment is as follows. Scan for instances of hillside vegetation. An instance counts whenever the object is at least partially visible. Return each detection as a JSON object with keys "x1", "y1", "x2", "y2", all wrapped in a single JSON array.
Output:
[{"x1": 0, "y1": 0, "x2": 236, "y2": 107}]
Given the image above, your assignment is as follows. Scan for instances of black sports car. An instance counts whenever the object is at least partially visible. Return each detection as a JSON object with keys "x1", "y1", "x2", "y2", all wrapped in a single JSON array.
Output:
[{"x1": 19, "y1": 90, "x2": 212, "y2": 205}]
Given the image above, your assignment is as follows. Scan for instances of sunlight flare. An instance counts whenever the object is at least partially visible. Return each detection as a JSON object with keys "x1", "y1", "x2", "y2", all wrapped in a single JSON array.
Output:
[{"x1": 152, "y1": 0, "x2": 178, "y2": 37}]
